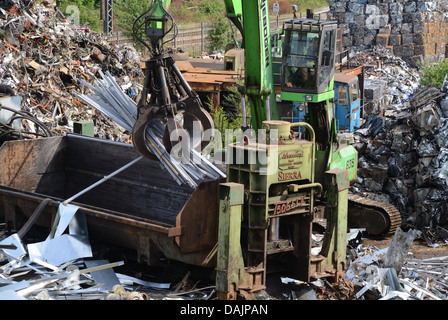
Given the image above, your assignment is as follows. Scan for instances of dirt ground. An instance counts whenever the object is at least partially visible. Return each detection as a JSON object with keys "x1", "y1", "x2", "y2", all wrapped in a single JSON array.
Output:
[{"x1": 363, "y1": 236, "x2": 448, "y2": 260}]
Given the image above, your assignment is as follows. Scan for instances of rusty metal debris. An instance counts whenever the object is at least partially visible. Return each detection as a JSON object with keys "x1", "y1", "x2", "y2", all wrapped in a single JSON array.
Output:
[
  {"x1": 0, "y1": 1, "x2": 143, "y2": 144},
  {"x1": 0, "y1": 200, "x2": 220, "y2": 300}
]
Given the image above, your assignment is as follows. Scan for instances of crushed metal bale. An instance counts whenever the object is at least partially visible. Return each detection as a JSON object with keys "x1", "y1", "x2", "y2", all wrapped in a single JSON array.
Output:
[{"x1": 345, "y1": 47, "x2": 448, "y2": 233}]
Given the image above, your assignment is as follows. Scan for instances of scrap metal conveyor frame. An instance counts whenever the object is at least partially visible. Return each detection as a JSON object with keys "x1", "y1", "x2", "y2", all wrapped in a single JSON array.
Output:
[{"x1": 0, "y1": 134, "x2": 224, "y2": 267}]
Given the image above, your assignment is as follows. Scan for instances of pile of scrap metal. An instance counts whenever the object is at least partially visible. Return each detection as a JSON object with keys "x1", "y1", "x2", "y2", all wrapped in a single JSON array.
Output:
[
  {"x1": 0, "y1": 202, "x2": 171, "y2": 300},
  {"x1": 347, "y1": 46, "x2": 421, "y2": 115},
  {"x1": 344, "y1": 47, "x2": 448, "y2": 238},
  {"x1": 351, "y1": 81, "x2": 448, "y2": 237},
  {"x1": 0, "y1": 0, "x2": 142, "y2": 144},
  {"x1": 0, "y1": 200, "x2": 217, "y2": 300},
  {"x1": 346, "y1": 227, "x2": 448, "y2": 300}
]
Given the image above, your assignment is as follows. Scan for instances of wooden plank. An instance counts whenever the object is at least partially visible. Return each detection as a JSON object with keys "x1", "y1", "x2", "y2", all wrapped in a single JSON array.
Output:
[{"x1": 26, "y1": 59, "x2": 41, "y2": 70}]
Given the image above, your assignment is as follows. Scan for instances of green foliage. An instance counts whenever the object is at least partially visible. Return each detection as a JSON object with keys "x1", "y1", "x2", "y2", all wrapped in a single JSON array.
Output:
[
  {"x1": 205, "y1": 82, "x2": 249, "y2": 152},
  {"x1": 170, "y1": 0, "x2": 226, "y2": 23},
  {"x1": 420, "y1": 58, "x2": 448, "y2": 89},
  {"x1": 208, "y1": 19, "x2": 230, "y2": 52},
  {"x1": 221, "y1": 83, "x2": 242, "y2": 114},
  {"x1": 207, "y1": 103, "x2": 244, "y2": 153},
  {"x1": 168, "y1": 1, "x2": 194, "y2": 23},
  {"x1": 197, "y1": 0, "x2": 225, "y2": 17},
  {"x1": 56, "y1": 0, "x2": 101, "y2": 32},
  {"x1": 221, "y1": 88, "x2": 244, "y2": 131},
  {"x1": 196, "y1": 1, "x2": 229, "y2": 52},
  {"x1": 295, "y1": 0, "x2": 329, "y2": 11},
  {"x1": 114, "y1": 0, "x2": 153, "y2": 50}
]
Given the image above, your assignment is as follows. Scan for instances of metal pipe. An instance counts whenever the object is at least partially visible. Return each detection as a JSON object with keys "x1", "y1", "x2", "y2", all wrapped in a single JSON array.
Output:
[
  {"x1": 269, "y1": 217, "x2": 280, "y2": 242},
  {"x1": 62, "y1": 156, "x2": 144, "y2": 206},
  {"x1": 241, "y1": 96, "x2": 247, "y2": 127},
  {"x1": 75, "y1": 71, "x2": 225, "y2": 188},
  {"x1": 265, "y1": 96, "x2": 271, "y2": 121},
  {"x1": 157, "y1": 64, "x2": 171, "y2": 107},
  {"x1": 171, "y1": 63, "x2": 194, "y2": 97}
]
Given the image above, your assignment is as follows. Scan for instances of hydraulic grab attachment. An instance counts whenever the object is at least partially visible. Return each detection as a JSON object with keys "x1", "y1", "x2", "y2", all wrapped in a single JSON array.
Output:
[{"x1": 132, "y1": 0, "x2": 214, "y2": 160}]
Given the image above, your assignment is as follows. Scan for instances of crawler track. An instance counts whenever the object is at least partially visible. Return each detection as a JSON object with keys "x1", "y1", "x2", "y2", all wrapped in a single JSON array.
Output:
[{"x1": 348, "y1": 194, "x2": 402, "y2": 237}]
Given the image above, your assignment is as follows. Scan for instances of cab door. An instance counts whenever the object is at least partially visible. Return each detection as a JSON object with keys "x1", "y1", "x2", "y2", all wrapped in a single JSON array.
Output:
[
  {"x1": 334, "y1": 81, "x2": 350, "y2": 131},
  {"x1": 349, "y1": 80, "x2": 361, "y2": 131}
]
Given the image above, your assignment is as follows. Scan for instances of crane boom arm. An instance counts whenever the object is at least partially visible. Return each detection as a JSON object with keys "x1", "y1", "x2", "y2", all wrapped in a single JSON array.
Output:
[
  {"x1": 223, "y1": 0, "x2": 243, "y2": 42},
  {"x1": 225, "y1": 0, "x2": 279, "y2": 131}
]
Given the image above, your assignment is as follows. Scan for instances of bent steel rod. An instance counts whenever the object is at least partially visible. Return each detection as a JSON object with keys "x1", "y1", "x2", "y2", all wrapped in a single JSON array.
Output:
[{"x1": 62, "y1": 156, "x2": 144, "y2": 206}]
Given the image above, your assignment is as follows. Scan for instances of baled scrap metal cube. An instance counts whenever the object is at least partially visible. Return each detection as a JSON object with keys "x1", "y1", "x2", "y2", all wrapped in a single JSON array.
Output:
[{"x1": 351, "y1": 56, "x2": 448, "y2": 230}]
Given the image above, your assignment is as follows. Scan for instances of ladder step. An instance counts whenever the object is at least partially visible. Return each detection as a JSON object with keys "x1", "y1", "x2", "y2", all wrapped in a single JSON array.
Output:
[
  {"x1": 267, "y1": 246, "x2": 294, "y2": 255},
  {"x1": 248, "y1": 225, "x2": 266, "y2": 230},
  {"x1": 310, "y1": 255, "x2": 325, "y2": 263},
  {"x1": 249, "y1": 202, "x2": 265, "y2": 207}
]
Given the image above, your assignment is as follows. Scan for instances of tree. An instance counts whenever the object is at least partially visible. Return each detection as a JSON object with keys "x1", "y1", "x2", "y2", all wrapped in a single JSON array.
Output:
[
  {"x1": 114, "y1": 0, "x2": 147, "y2": 37},
  {"x1": 208, "y1": 19, "x2": 230, "y2": 52},
  {"x1": 56, "y1": 0, "x2": 101, "y2": 32},
  {"x1": 420, "y1": 59, "x2": 448, "y2": 89}
]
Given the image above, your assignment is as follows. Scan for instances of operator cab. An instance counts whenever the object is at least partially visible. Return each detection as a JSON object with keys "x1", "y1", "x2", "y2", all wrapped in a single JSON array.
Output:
[
  {"x1": 280, "y1": 17, "x2": 338, "y2": 103},
  {"x1": 334, "y1": 73, "x2": 361, "y2": 132}
]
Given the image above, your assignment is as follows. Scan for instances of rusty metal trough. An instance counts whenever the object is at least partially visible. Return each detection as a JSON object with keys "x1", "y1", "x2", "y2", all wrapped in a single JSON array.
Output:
[{"x1": 0, "y1": 135, "x2": 223, "y2": 267}]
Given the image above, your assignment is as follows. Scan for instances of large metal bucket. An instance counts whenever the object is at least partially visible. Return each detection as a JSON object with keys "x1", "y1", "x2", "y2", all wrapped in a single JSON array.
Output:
[{"x1": 0, "y1": 135, "x2": 223, "y2": 266}]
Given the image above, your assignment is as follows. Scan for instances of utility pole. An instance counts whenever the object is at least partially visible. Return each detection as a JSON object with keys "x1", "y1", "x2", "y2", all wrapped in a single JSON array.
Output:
[{"x1": 101, "y1": 0, "x2": 113, "y2": 35}]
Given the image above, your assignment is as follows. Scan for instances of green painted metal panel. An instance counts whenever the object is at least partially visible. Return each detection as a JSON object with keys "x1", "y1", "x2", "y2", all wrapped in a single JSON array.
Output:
[
  {"x1": 241, "y1": 0, "x2": 278, "y2": 131},
  {"x1": 280, "y1": 88, "x2": 335, "y2": 103},
  {"x1": 328, "y1": 144, "x2": 358, "y2": 183},
  {"x1": 320, "y1": 169, "x2": 348, "y2": 278},
  {"x1": 216, "y1": 182, "x2": 248, "y2": 298},
  {"x1": 224, "y1": 0, "x2": 243, "y2": 36},
  {"x1": 73, "y1": 121, "x2": 94, "y2": 137}
]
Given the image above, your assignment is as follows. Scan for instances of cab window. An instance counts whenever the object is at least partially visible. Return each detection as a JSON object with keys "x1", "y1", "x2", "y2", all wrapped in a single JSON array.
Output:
[
  {"x1": 337, "y1": 84, "x2": 348, "y2": 105},
  {"x1": 350, "y1": 82, "x2": 359, "y2": 102},
  {"x1": 283, "y1": 30, "x2": 319, "y2": 90}
]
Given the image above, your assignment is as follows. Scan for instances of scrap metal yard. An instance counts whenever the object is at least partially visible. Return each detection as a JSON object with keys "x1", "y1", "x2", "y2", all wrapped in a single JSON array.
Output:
[{"x1": 0, "y1": 0, "x2": 448, "y2": 303}]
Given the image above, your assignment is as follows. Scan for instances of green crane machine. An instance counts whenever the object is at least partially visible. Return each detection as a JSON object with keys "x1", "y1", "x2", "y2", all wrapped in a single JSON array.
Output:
[
  {"x1": 214, "y1": 1, "x2": 358, "y2": 299},
  {"x1": 131, "y1": 0, "x2": 398, "y2": 300}
]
